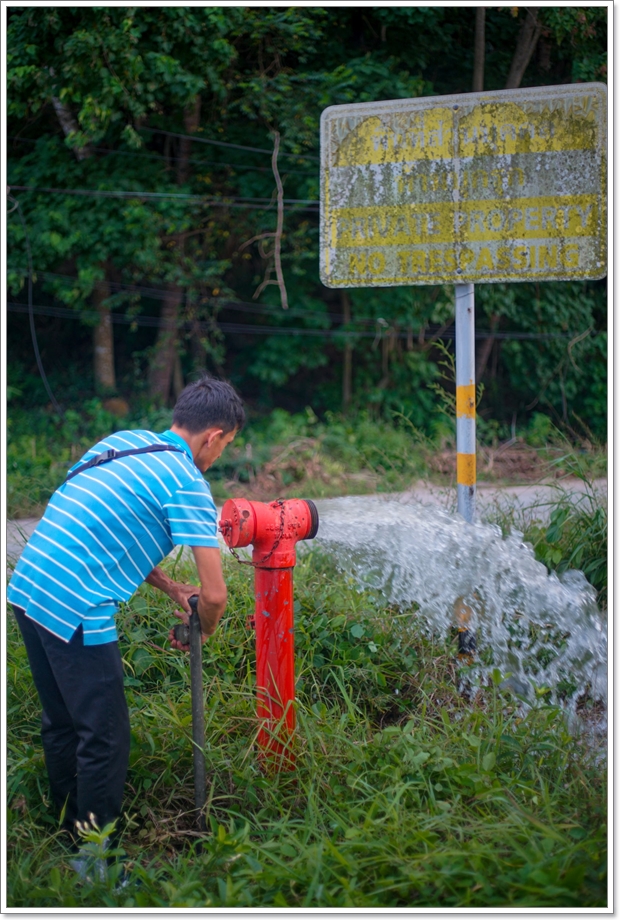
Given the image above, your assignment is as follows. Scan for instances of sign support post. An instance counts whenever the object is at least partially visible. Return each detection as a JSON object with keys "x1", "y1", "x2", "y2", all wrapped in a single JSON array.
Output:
[
  {"x1": 455, "y1": 283, "x2": 476, "y2": 524},
  {"x1": 455, "y1": 282, "x2": 476, "y2": 657}
]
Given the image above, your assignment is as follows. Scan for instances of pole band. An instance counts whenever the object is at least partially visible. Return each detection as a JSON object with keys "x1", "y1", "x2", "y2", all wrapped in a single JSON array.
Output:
[
  {"x1": 457, "y1": 452, "x2": 476, "y2": 486},
  {"x1": 456, "y1": 384, "x2": 476, "y2": 418}
]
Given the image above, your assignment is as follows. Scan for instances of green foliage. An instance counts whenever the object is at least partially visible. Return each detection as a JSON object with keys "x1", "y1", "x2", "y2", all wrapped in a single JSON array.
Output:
[
  {"x1": 530, "y1": 501, "x2": 607, "y2": 602},
  {"x1": 191, "y1": 407, "x2": 435, "y2": 501},
  {"x1": 484, "y1": 447, "x2": 607, "y2": 607},
  {"x1": 526, "y1": 481, "x2": 607, "y2": 608},
  {"x1": 541, "y1": 7, "x2": 607, "y2": 82},
  {"x1": 476, "y1": 282, "x2": 606, "y2": 442},
  {"x1": 6, "y1": 550, "x2": 607, "y2": 907},
  {"x1": 7, "y1": 396, "x2": 130, "y2": 516},
  {"x1": 7, "y1": 6, "x2": 607, "y2": 435}
]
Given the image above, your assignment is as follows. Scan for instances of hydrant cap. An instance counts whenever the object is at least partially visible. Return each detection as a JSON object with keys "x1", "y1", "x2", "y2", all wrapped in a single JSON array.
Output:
[{"x1": 304, "y1": 499, "x2": 319, "y2": 540}]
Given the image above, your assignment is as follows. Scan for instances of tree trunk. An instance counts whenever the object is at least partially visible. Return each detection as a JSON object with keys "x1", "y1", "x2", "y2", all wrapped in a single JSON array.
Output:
[
  {"x1": 48, "y1": 68, "x2": 92, "y2": 161},
  {"x1": 190, "y1": 318, "x2": 207, "y2": 373},
  {"x1": 177, "y1": 96, "x2": 201, "y2": 184},
  {"x1": 148, "y1": 96, "x2": 201, "y2": 403},
  {"x1": 172, "y1": 352, "x2": 185, "y2": 400},
  {"x1": 148, "y1": 285, "x2": 183, "y2": 404},
  {"x1": 505, "y1": 7, "x2": 543, "y2": 89},
  {"x1": 341, "y1": 291, "x2": 352, "y2": 411},
  {"x1": 93, "y1": 273, "x2": 116, "y2": 393},
  {"x1": 472, "y1": 8, "x2": 485, "y2": 92},
  {"x1": 475, "y1": 313, "x2": 499, "y2": 382}
]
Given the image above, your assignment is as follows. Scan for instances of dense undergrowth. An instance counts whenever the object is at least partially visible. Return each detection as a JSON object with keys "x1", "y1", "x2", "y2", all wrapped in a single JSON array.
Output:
[
  {"x1": 7, "y1": 398, "x2": 606, "y2": 517},
  {"x1": 6, "y1": 549, "x2": 607, "y2": 908},
  {"x1": 7, "y1": 400, "x2": 608, "y2": 610}
]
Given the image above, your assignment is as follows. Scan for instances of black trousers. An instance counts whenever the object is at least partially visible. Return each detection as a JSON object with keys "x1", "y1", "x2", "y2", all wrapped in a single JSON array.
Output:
[{"x1": 12, "y1": 606, "x2": 130, "y2": 836}]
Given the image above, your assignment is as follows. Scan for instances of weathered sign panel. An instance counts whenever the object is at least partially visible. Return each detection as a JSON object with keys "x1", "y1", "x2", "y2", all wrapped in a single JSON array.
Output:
[{"x1": 320, "y1": 84, "x2": 607, "y2": 287}]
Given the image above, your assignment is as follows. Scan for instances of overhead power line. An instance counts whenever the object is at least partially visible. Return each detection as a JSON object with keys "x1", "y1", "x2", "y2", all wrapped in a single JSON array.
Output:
[
  {"x1": 8, "y1": 185, "x2": 319, "y2": 212},
  {"x1": 139, "y1": 127, "x2": 321, "y2": 162},
  {"x1": 7, "y1": 302, "x2": 597, "y2": 342},
  {"x1": 7, "y1": 135, "x2": 318, "y2": 175},
  {"x1": 7, "y1": 267, "x2": 364, "y2": 323},
  {"x1": 7, "y1": 269, "x2": 603, "y2": 340}
]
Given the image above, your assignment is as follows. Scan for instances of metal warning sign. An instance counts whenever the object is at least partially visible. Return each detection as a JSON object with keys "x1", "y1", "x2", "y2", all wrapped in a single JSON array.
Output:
[{"x1": 320, "y1": 83, "x2": 607, "y2": 287}]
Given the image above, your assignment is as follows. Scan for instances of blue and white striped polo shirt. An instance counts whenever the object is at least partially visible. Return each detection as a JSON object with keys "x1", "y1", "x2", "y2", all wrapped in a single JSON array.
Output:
[{"x1": 8, "y1": 429, "x2": 219, "y2": 645}]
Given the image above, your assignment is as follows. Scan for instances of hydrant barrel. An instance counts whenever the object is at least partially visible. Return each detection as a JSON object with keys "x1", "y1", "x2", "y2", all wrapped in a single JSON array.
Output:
[
  {"x1": 254, "y1": 567, "x2": 296, "y2": 758},
  {"x1": 219, "y1": 498, "x2": 319, "y2": 769}
]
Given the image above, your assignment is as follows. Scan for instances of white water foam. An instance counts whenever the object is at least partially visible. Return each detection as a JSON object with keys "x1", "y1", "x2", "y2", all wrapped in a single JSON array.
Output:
[{"x1": 314, "y1": 496, "x2": 606, "y2": 709}]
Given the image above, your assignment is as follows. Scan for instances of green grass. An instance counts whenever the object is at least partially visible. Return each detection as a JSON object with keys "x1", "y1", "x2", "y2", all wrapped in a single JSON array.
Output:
[{"x1": 6, "y1": 550, "x2": 607, "y2": 908}]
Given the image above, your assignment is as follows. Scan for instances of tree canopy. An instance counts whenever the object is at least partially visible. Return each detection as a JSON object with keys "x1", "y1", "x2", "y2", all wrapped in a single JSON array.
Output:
[{"x1": 7, "y1": 5, "x2": 608, "y2": 440}]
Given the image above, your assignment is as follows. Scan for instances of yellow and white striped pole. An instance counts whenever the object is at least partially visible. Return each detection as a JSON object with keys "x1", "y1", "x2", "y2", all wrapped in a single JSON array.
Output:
[
  {"x1": 455, "y1": 283, "x2": 476, "y2": 657},
  {"x1": 455, "y1": 283, "x2": 476, "y2": 524}
]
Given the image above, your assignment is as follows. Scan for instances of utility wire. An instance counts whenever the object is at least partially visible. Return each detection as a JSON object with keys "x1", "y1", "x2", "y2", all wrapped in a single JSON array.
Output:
[
  {"x1": 139, "y1": 127, "x2": 321, "y2": 162},
  {"x1": 6, "y1": 202, "x2": 64, "y2": 415},
  {"x1": 7, "y1": 303, "x2": 596, "y2": 342},
  {"x1": 6, "y1": 266, "x2": 397, "y2": 323},
  {"x1": 7, "y1": 135, "x2": 318, "y2": 175},
  {"x1": 8, "y1": 185, "x2": 319, "y2": 212},
  {"x1": 8, "y1": 267, "x2": 339, "y2": 318},
  {"x1": 7, "y1": 269, "x2": 602, "y2": 338}
]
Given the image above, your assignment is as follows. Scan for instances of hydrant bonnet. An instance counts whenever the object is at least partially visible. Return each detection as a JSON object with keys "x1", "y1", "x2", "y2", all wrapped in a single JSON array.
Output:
[{"x1": 220, "y1": 498, "x2": 319, "y2": 568}]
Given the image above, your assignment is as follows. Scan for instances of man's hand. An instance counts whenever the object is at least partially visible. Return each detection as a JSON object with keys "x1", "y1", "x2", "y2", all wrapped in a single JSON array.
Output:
[
  {"x1": 147, "y1": 548, "x2": 227, "y2": 651},
  {"x1": 168, "y1": 608, "x2": 208, "y2": 652},
  {"x1": 169, "y1": 582, "x2": 200, "y2": 612}
]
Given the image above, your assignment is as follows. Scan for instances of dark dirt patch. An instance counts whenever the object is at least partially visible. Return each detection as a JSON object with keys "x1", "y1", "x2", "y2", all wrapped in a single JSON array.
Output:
[{"x1": 431, "y1": 439, "x2": 550, "y2": 482}]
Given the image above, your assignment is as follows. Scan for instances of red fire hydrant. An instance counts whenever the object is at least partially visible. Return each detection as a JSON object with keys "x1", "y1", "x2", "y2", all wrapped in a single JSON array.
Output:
[{"x1": 219, "y1": 498, "x2": 319, "y2": 768}]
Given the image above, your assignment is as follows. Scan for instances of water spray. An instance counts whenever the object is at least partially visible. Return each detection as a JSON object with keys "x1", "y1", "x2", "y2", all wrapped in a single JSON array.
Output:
[{"x1": 315, "y1": 496, "x2": 606, "y2": 716}]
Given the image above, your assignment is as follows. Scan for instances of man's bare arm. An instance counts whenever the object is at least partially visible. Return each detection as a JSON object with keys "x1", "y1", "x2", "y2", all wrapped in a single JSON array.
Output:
[
  {"x1": 167, "y1": 547, "x2": 227, "y2": 650},
  {"x1": 191, "y1": 546, "x2": 227, "y2": 637},
  {"x1": 145, "y1": 566, "x2": 197, "y2": 611}
]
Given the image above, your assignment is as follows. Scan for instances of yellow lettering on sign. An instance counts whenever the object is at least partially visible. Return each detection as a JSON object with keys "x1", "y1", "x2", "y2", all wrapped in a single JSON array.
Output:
[
  {"x1": 429, "y1": 250, "x2": 443, "y2": 272},
  {"x1": 475, "y1": 248, "x2": 494, "y2": 270},
  {"x1": 457, "y1": 99, "x2": 598, "y2": 157},
  {"x1": 396, "y1": 252, "x2": 409, "y2": 273},
  {"x1": 539, "y1": 245, "x2": 557, "y2": 270},
  {"x1": 562, "y1": 244, "x2": 579, "y2": 268},
  {"x1": 459, "y1": 249, "x2": 476, "y2": 269},
  {"x1": 335, "y1": 196, "x2": 597, "y2": 250},
  {"x1": 349, "y1": 252, "x2": 366, "y2": 274},
  {"x1": 337, "y1": 241, "x2": 588, "y2": 285},
  {"x1": 334, "y1": 109, "x2": 454, "y2": 167},
  {"x1": 411, "y1": 250, "x2": 427, "y2": 272},
  {"x1": 497, "y1": 247, "x2": 511, "y2": 270},
  {"x1": 368, "y1": 253, "x2": 385, "y2": 273},
  {"x1": 443, "y1": 250, "x2": 457, "y2": 272}
]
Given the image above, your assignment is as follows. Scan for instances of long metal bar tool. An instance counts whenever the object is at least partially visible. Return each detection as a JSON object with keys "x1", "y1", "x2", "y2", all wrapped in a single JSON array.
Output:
[{"x1": 174, "y1": 594, "x2": 206, "y2": 834}]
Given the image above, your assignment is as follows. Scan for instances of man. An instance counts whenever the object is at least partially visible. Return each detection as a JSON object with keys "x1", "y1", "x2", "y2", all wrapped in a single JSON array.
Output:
[{"x1": 8, "y1": 374, "x2": 244, "y2": 854}]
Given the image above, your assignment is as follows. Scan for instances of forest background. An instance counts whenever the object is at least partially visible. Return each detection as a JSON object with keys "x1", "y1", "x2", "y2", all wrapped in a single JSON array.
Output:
[{"x1": 6, "y1": 5, "x2": 608, "y2": 513}]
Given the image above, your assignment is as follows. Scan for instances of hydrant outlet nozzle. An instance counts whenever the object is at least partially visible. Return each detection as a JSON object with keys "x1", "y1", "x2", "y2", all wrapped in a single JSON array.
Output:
[{"x1": 219, "y1": 498, "x2": 319, "y2": 568}]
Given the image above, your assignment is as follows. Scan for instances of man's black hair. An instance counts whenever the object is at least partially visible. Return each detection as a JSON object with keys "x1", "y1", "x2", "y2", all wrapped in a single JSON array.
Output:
[{"x1": 172, "y1": 375, "x2": 245, "y2": 434}]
